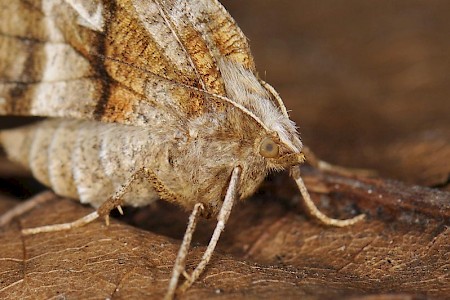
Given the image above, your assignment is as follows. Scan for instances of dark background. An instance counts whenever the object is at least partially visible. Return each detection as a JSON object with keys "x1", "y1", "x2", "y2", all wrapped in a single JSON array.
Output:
[{"x1": 221, "y1": 0, "x2": 450, "y2": 188}]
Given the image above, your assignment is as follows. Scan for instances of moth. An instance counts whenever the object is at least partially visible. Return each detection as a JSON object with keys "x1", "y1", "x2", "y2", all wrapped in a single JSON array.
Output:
[{"x1": 0, "y1": 0, "x2": 364, "y2": 298}]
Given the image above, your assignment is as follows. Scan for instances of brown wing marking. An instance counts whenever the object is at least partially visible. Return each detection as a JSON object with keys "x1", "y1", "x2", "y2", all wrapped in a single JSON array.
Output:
[
  {"x1": 187, "y1": 0, "x2": 256, "y2": 71},
  {"x1": 0, "y1": 0, "x2": 48, "y2": 115},
  {"x1": 0, "y1": 0, "x2": 260, "y2": 127},
  {"x1": 58, "y1": 0, "x2": 220, "y2": 120},
  {"x1": 0, "y1": 0, "x2": 49, "y2": 42},
  {"x1": 0, "y1": 0, "x2": 103, "y2": 117}
]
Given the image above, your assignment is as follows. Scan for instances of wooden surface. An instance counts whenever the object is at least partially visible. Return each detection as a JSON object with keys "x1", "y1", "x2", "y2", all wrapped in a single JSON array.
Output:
[{"x1": 0, "y1": 169, "x2": 448, "y2": 299}]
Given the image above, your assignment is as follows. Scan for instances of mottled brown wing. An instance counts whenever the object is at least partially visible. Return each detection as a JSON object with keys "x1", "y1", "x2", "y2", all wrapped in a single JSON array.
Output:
[{"x1": 0, "y1": 0, "x2": 255, "y2": 126}]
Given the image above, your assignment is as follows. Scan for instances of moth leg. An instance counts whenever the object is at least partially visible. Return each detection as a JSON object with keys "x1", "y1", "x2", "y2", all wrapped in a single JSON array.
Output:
[
  {"x1": 302, "y1": 146, "x2": 376, "y2": 177},
  {"x1": 22, "y1": 211, "x2": 100, "y2": 235},
  {"x1": 22, "y1": 168, "x2": 149, "y2": 235},
  {"x1": 165, "y1": 202, "x2": 204, "y2": 300},
  {"x1": 176, "y1": 166, "x2": 242, "y2": 295},
  {"x1": 0, "y1": 191, "x2": 55, "y2": 227},
  {"x1": 291, "y1": 165, "x2": 365, "y2": 227},
  {"x1": 97, "y1": 167, "x2": 153, "y2": 224}
]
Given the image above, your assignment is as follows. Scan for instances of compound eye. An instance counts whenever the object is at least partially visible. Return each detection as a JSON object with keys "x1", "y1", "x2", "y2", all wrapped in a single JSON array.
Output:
[{"x1": 259, "y1": 137, "x2": 279, "y2": 158}]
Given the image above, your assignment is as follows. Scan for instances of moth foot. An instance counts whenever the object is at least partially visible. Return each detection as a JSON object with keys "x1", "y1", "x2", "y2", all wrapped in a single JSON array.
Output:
[
  {"x1": 21, "y1": 211, "x2": 100, "y2": 235},
  {"x1": 317, "y1": 212, "x2": 365, "y2": 227},
  {"x1": 104, "y1": 215, "x2": 110, "y2": 226},
  {"x1": 292, "y1": 165, "x2": 366, "y2": 228},
  {"x1": 97, "y1": 196, "x2": 124, "y2": 218}
]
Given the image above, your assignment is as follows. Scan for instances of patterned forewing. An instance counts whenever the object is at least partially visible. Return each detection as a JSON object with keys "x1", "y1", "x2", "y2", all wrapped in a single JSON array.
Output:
[
  {"x1": 0, "y1": 0, "x2": 102, "y2": 118},
  {"x1": 0, "y1": 0, "x2": 256, "y2": 125}
]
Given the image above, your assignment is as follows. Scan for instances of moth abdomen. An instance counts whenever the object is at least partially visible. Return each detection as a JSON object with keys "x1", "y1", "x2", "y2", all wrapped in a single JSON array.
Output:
[
  {"x1": 1, "y1": 120, "x2": 85, "y2": 200},
  {"x1": 0, "y1": 119, "x2": 160, "y2": 208}
]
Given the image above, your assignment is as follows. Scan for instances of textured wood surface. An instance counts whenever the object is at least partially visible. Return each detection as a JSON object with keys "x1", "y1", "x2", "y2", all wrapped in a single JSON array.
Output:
[{"x1": 0, "y1": 168, "x2": 448, "y2": 299}]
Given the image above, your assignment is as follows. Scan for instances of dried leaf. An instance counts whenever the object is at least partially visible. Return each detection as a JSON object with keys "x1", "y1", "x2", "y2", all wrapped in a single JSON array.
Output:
[{"x1": 0, "y1": 167, "x2": 448, "y2": 299}]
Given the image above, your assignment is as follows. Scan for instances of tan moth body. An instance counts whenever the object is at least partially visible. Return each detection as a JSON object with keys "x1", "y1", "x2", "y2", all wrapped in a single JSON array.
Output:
[
  {"x1": 1, "y1": 119, "x2": 160, "y2": 207},
  {"x1": 0, "y1": 0, "x2": 364, "y2": 297},
  {"x1": 0, "y1": 0, "x2": 303, "y2": 214}
]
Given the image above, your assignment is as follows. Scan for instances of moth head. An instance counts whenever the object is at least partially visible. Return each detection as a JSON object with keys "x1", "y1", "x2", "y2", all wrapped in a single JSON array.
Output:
[
  {"x1": 259, "y1": 137, "x2": 279, "y2": 158},
  {"x1": 258, "y1": 135, "x2": 305, "y2": 170}
]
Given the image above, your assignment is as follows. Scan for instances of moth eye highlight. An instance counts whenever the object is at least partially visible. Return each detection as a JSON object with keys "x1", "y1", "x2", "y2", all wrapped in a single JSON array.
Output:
[{"x1": 259, "y1": 137, "x2": 279, "y2": 158}]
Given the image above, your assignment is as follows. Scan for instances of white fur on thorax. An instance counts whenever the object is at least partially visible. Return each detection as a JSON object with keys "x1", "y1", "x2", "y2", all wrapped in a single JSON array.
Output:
[{"x1": 217, "y1": 58, "x2": 302, "y2": 152}]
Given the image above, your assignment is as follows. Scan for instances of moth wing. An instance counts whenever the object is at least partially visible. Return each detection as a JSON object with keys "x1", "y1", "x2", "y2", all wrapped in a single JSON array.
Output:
[{"x1": 0, "y1": 0, "x2": 257, "y2": 126}]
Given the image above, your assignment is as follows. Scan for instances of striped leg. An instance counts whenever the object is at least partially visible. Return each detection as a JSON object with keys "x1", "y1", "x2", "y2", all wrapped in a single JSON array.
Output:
[
  {"x1": 291, "y1": 165, "x2": 365, "y2": 227},
  {"x1": 165, "y1": 166, "x2": 241, "y2": 299},
  {"x1": 20, "y1": 168, "x2": 149, "y2": 235}
]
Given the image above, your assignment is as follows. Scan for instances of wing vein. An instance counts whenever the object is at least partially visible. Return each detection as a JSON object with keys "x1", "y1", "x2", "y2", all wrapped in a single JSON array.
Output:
[
  {"x1": 153, "y1": 0, "x2": 207, "y2": 91},
  {"x1": 94, "y1": 52, "x2": 269, "y2": 130}
]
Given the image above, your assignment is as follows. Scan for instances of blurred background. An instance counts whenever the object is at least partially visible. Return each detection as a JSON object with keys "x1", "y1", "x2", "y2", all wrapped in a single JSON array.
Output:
[
  {"x1": 1, "y1": 0, "x2": 449, "y2": 198},
  {"x1": 222, "y1": 0, "x2": 450, "y2": 189}
]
